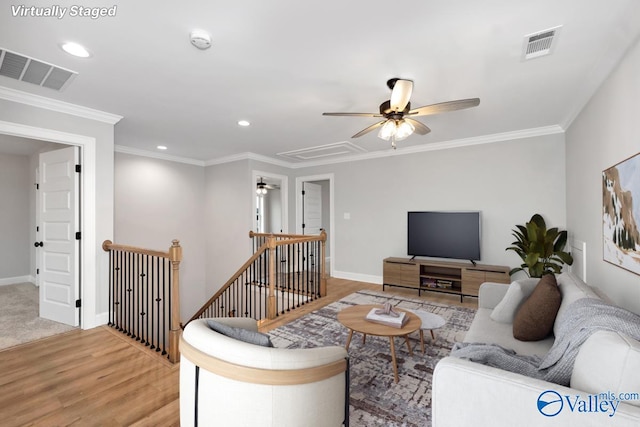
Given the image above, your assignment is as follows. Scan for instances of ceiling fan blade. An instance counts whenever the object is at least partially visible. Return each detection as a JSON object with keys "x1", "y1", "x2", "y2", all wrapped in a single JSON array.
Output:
[
  {"x1": 322, "y1": 112, "x2": 381, "y2": 117},
  {"x1": 405, "y1": 118, "x2": 431, "y2": 135},
  {"x1": 408, "y1": 98, "x2": 480, "y2": 116},
  {"x1": 390, "y1": 79, "x2": 413, "y2": 111},
  {"x1": 352, "y1": 120, "x2": 387, "y2": 138}
]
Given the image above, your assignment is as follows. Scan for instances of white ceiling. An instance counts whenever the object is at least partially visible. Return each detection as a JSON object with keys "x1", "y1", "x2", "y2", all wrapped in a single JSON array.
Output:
[{"x1": 1, "y1": 0, "x2": 640, "y2": 164}]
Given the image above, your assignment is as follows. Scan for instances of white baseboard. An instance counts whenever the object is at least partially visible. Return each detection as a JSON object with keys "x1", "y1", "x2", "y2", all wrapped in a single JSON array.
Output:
[
  {"x1": 93, "y1": 311, "x2": 109, "y2": 328},
  {"x1": 332, "y1": 270, "x2": 383, "y2": 285},
  {"x1": 0, "y1": 275, "x2": 33, "y2": 286}
]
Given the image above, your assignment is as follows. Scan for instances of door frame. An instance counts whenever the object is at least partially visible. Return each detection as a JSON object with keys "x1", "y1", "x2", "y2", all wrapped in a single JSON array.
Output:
[
  {"x1": 295, "y1": 173, "x2": 334, "y2": 277},
  {"x1": 251, "y1": 170, "x2": 289, "y2": 233},
  {"x1": 0, "y1": 120, "x2": 96, "y2": 329}
]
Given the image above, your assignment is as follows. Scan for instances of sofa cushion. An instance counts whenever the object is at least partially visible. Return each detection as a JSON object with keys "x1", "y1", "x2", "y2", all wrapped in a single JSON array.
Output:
[
  {"x1": 464, "y1": 308, "x2": 554, "y2": 357},
  {"x1": 513, "y1": 275, "x2": 561, "y2": 341},
  {"x1": 554, "y1": 272, "x2": 600, "y2": 336},
  {"x1": 571, "y1": 330, "x2": 640, "y2": 408},
  {"x1": 207, "y1": 319, "x2": 274, "y2": 347},
  {"x1": 490, "y1": 279, "x2": 539, "y2": 324}
]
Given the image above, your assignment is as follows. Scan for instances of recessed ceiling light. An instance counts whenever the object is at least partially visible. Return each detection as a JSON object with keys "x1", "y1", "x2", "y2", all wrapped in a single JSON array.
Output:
[
  {"x1": 238, "y1": 120, "x2": 250, "y2": 127},
  {"x1": 157, "y1": 145, "x2": 168, "y2": 150},
  {"x1": 60, "y1": 42, "x2": 91, "y2": 58}
]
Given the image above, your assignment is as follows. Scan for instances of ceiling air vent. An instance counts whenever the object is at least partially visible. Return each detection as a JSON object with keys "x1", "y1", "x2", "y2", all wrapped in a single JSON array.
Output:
[
  {"x1": 0, "y1": 48, "x2": 77, "y2": 91},
  {"x1": 522, "y1": 26, "x2": 562, "y2": 60}
]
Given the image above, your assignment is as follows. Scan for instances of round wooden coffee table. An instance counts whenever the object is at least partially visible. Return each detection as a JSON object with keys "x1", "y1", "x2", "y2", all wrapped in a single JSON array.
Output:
[{"x1": 337, "y1": 304, "x2": 421, "y2": 383}]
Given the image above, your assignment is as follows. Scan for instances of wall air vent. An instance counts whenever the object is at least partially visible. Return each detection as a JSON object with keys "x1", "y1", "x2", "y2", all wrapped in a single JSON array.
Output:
[
  {"x1": 522, "y1": 26, "x2": 562, "y2": 60},
  {"x1": 0, "y1": 48, "x2": 77, "y2": 91}
]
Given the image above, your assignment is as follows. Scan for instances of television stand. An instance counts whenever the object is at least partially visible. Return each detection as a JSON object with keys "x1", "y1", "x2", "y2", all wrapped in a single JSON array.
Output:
[{"x1": 382, "y1": 257, "x2": 510, "y2": 301}]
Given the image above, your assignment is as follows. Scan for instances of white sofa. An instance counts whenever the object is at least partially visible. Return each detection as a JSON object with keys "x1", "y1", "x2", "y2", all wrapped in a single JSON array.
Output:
[
  {"x1": 433, "y1": 272, "x2": 640, "y2": 426},
  {"x1": 180, "y1": 317, "x2": 349, "y2": 427}
]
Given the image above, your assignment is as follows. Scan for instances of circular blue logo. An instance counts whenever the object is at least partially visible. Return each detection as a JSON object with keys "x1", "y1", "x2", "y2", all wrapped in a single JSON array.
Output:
[{"x1": 537, "y1": 390, "x2": 563, "y2": 417}]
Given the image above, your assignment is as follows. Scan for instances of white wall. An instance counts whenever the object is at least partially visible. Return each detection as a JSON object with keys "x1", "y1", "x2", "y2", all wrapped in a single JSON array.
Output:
[
  {"x1": 566, "y1": 36, "x2": 640, "y2": 315},
  {"x1": 0, "y1": 153, "x2": 30, "y2": 281},
  {"x1": 297, "y1": 134, "x2": 567, "y2": 283},
  {"x1": 114, "y1": 152, "x2": 207, "y2": 321}
]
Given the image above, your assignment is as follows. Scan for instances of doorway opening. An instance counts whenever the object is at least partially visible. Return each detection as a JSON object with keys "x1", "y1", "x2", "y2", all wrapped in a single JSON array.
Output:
[
  {"x1": 0, "y1": 119, "x2": 98, "y2": 330},
  {"x1": 252, "y1": 170, "x2": 288, "y2": 234},
  {"x1": 295, "y1": 174, "x2": 334, "y2": 277}
]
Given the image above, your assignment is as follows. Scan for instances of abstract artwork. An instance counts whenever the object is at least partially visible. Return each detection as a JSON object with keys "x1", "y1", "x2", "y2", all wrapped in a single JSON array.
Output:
[{"x1": 603, "y1": 152, "x2": 640, "y2": 275}]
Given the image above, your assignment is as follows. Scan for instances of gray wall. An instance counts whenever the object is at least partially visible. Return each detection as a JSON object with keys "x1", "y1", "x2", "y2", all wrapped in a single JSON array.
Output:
[
  {"x1": 566, "y1": 36, "x2": 640, "y2": 315},
  {"x1": 0, "y1": 153, "x2": 30, "y2": 280},
  {"x1": 296, "y1": 134, "x2": 567, "y2": 282},
  {"x1": 114, "y1": 152, "x2": 207, "y2": 321},
  {"x1": 205, "y1": 160, "x2": 253, "y2": 296}
]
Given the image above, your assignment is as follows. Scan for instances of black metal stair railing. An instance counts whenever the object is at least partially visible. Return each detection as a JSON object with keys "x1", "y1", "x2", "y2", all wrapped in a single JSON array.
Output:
[{"x1": 103, "y1": 240, "x2": 182, "y2": 363}]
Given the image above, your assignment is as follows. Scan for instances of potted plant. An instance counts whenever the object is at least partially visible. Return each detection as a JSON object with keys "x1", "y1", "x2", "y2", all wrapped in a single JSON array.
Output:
[{"x1": 506, "y1": 214, "x2": 574, "y2": 277}]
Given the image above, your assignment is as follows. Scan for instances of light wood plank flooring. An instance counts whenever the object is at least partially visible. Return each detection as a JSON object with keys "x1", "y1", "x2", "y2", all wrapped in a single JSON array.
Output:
[{"x1": 0, "y1": 278, "x2": 476, "y2": 426}]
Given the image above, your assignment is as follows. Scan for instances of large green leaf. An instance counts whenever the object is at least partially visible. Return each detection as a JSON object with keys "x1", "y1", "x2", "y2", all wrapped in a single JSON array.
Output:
[
  {"x1": 553, "y1": 230, "x2": 568, "y2": 253},
  {"x1": 525, "y1": 252, "x2": 540, "y2": 268},
  {"x1": 526, "y1": 221, "x2": 539, "y2": 242},
  {"x1": 545, "y1": 228, "x2": 559, "y2": 244},
  {"x1": 555, "y1": 251, "x2": 574, "y2": 265},
  {"x1": 530, "y1": 214, "x2": 546, "y2": 230}
]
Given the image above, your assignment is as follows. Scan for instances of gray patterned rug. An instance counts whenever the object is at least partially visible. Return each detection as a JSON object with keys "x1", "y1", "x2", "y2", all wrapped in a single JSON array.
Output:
[{"x1": 268, "y1": 289, "x2": 476, "y2": 427}]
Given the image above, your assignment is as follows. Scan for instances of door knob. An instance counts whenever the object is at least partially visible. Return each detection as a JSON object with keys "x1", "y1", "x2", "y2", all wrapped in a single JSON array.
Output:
[{"x1": 34, "y1": 241, "x2": 43, "y2": 247}]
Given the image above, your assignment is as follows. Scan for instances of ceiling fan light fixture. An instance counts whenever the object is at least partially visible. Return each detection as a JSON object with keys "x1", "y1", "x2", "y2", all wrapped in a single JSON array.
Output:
[
  {"x1": 256, "y1": 178, "x2": 268, "y2": 195},
  {"x1": 378, "y1": 120, "x2": 396, "y2": 141},
  {"x1": 394, "y1": 120, "x2": 415, "y2": 141}
]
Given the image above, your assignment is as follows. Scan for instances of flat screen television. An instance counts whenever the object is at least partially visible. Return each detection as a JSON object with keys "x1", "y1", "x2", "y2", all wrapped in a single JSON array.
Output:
[{"x1": 407, "y1": 211, "x2": 481, "y2": 262}]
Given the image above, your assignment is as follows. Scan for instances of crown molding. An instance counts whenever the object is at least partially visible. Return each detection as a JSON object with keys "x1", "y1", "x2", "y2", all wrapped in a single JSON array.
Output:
[
  {"x1": 0, "y1": 86, "x2": 122, "y2": 125},
  {"x1": 283, "y1": 125, "x2": 566, "y2": 168},
  {"x1": 115, "y1": 145, "x2": 205, "y2": 166},
  {"x1": 114, "y1": 124, "x2": 565, "y2": 169},
  {"x1": 204, "y1": 151, "x2": 291, "y2": 168}
]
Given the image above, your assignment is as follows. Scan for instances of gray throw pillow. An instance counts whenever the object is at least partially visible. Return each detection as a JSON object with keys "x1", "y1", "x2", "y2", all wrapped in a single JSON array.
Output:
[{"x1": 206, "y1": 319, "x2": 274, "y2": 347}]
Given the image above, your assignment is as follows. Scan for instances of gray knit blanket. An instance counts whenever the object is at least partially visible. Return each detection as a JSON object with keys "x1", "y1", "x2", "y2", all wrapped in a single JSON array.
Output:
[{"x1": 451, "y1": 298, "x2": 640, "y2": 386}]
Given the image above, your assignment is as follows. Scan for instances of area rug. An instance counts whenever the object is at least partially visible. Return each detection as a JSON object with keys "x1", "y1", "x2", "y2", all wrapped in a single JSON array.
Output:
[
  {"x1": 268, "y1": 289, "x2": 476, "y2": 427},
  {"x1": 0, "y1": 283, "x2": 76, "y2": 351}
]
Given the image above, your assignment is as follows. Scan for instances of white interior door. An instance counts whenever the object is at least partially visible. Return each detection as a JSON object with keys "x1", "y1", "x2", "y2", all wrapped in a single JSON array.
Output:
[
  {"x1": 38, "y1": 146, "x2": 80, "y2": 326},
  {"x1": 302, "y1": 182, "x2": 322, "y2": 235}
]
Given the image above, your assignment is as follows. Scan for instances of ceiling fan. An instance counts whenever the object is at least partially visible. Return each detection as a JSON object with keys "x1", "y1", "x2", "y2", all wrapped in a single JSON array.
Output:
[{"x1": 323, "y1": 78, "x2": 480, "y2": 149}]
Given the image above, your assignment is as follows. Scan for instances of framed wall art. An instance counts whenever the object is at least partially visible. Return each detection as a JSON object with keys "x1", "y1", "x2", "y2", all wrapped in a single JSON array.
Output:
[{"x1": 603, "y1": 151, "x2": 640, "y2": 275}]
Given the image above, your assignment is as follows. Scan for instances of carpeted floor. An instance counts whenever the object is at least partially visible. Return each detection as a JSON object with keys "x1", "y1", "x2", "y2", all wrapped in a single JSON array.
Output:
[
  {"x1": 268, "y1": 289, "x2": 476, "y2": 427},
  {"x1": 0, "y1": 282, "x2": 76, "y2": 351}
]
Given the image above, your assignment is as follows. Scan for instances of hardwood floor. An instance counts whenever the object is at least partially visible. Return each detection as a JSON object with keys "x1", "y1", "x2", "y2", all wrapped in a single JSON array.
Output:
[{"x1": 0, "y1": 278, "x2": 476, "y2": 426}]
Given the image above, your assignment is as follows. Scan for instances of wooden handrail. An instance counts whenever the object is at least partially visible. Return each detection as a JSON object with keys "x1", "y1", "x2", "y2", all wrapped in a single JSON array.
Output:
[
  {"x1": 102, "y1": 240, "x2": 170, "y2": 259},
  {"x1": 186, "y1": 242, "x2": 270, "y2": 324},
  {"x1": 249, "y1": 231, "x2": 327, "y2": 244},
  {"x1": 187, "y1": 230, "x2": 327, "y2": 325}
]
